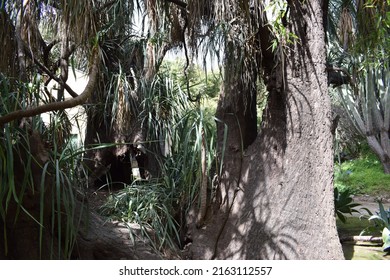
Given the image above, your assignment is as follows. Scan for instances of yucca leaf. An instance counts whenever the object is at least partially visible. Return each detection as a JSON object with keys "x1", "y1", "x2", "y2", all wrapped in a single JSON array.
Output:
[{"x1": 382, "y1": 227, "x2": 390, "y2": 252}]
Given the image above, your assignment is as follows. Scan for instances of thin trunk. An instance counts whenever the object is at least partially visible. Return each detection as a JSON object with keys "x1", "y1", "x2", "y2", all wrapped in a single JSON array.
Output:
[{"x1": 367, "y1": 136, "x2": 390, "y2": 174}]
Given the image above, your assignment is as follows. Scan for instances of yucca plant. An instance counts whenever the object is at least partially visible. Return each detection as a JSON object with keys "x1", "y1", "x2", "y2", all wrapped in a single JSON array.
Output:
[
  {"x1": 361, "y1": 201, "x2": 390, "y2": 252},
  {"x1": 334, "y1": 186, "x2": 361, "y2": 223},
  {"x1": 327, "y1": 1, "x2": 390, "y2": 173},
  {"x1": 337, "y1": 65, "x2": 390, "y2": 174}
]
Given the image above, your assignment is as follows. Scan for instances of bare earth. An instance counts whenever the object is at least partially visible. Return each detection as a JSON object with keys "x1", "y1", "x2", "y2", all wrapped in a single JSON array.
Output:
[{"x1": 352, "y1": 195, "x2": 390, "y2": 216}]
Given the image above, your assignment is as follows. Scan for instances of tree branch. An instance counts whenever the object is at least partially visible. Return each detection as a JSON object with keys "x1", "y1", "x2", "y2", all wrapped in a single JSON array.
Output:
[
  {"x1": 340, "y1": 235, "x2": 383, "y2": 244},
  {"x1": 43, "y1": 39, "x2": 60, "y2": 67},
  {"x1": 22, "y1": 41, "x2": 80, "y2": 98},
  {"x1": 165, "y1": 0, "x2": 187, "y2": 9},
  {"x1": 0, "y1": 48, "x2": 100, "y2": 126}
]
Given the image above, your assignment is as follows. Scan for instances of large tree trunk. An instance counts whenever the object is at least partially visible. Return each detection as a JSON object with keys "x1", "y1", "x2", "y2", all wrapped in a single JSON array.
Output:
[
  {"x1": 188, "y1": 0, "x2": 344, "y2": 260},
  {"x1": 83, "y1": 0, "x2": 180, "y2": 185}
]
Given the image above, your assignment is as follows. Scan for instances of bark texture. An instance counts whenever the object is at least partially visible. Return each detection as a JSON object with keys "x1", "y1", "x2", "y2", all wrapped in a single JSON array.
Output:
[{"x1": 188, "y1": 0, "x2": 344, "y2": 259}]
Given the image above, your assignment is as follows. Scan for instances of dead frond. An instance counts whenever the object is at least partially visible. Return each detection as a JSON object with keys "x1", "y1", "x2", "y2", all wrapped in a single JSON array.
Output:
[
  {"x1": 338, "y1": 7, "x2": 354, "y2": 51},
  {"x1": 61, "y1": 0, "x2": 98, "y2": 45}
]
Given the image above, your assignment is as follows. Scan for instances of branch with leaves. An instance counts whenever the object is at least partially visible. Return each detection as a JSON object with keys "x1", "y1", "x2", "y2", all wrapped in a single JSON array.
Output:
[
  {"x1": 21, "y1": 39, "x2": 79, "y2": 99},
  {"x1": 0, "y1": 48, "x2": 100, "y2": 126}
]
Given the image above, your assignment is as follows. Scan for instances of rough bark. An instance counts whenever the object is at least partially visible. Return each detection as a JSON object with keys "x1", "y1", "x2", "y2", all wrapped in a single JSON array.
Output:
[
  {"x1": 188, "y1": 0, "x2": 344, "y2": 259},
  {"x1": 0, "y1": 9, "x2": 18, "y2": 76}
]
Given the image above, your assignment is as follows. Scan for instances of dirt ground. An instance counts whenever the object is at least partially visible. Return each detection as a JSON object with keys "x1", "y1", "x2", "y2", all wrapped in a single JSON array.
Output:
[
  {"x1": 352, "y1": 195, "x2": 390, "y2": 216},
  {"x1": 340, "y1": 195, "x2": 390, "y2": 260}
]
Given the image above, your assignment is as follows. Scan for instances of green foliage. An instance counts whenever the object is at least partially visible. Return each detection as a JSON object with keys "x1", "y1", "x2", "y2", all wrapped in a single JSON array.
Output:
[
  {"x1": 336, "y1": 216, "x2": 371, "y2": 236},
  {"x1": 100, "y1": 180, "x2": 181, "y2": 249},
  {"x1": 354, "y1": 1, "x2": 390, "y2": 62},
  {"x1": 336, "y1": 216, "x2": 390, "y2": 260},
  {"x1": 328, "y1": 2, "x2": 390, "y2": 176},
  {"x1": 0, "y1": 74, "x2": 85, "y2": 259},
  {"x1": 334, "y1": 145, "x2": 390, "y2": 195},
  {"x1": 330, "y1": 89, "x2": 365, "y2": 157},
  {"x1": 366, "y1": 202, "x2": 390, "y2": 230},
  {"x1": 328, "y1": 0, "x2": 390, "y2": 63},
  {"x1": 265, "y1": 1, "x2": 299, "y2": 53},
  {"x1": 334, "y1": 187, "x2": 361, "y2": 223},
  {"x1": 42, "y1": 132, "x2": 83, "y2": 259},
  {"x1": 0, "y1": 124, "x2": 82, "y2": 259},
  {"x1": 160, "y1": 60, "x2": 222, "y2": 99},
  {"x1": 100, "y1": 68, "x2": 218, "y2": 249}
]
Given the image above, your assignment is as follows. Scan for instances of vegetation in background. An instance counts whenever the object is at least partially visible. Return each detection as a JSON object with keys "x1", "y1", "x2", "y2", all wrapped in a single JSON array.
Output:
[
  {"x1": 0, "y1": 0, "x2": 388, "y2": 260},
  {"x1": 327, "y1": 0, "x2": 390, "y2": 173},
  {"x1": 337, "y1": 216, "x2": 390, "y2": 260},
  {"x1": 160, "y1": 60, "x2": 222, "y2": 99},
  {"x1": 336, "y1": 66, "x2": 390, "y2": 174},
  {"x1": 335, "y1": 144, "x2": 390, "y2": 195},
  {"x1": 100, "y1": 65, "x2": 219, "y2": 249}
]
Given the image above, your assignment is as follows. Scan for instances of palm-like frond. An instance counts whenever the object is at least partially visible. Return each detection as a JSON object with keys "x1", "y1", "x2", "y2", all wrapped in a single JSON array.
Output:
[
  {"x1": 328, "y1": 0, "x2": 389, "y2": 56},
  {"x1": 60, "y1": 0, "x2": 97, "y2": 45},
  {"x1": 338, "y1": 6, "x2": 354, "y2": 51}
]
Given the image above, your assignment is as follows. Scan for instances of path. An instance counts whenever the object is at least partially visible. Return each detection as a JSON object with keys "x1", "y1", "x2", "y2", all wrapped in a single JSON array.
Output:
[{"x1": 351, "y1": 195, "x2": 390, "y2": 217}]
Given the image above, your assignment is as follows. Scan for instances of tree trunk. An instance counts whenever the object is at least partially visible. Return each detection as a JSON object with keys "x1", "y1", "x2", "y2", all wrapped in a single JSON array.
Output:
[
  {"x1": 83, "y1": 0, "x2": 176, "y2": 184},
  {"x1": 367, "y1": 136, "x2": 390, "y2": 174},
  {"x1": 0, "y1": 9, "x2": 18, "y2": 76},
  {"x1": 188, "y1": 0, "x2": 344, "y2": 260}
]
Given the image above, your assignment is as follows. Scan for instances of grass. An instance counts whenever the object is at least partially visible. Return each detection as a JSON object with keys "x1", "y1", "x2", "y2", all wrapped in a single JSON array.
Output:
[
  {"x1": 334, "y1": 145, "x2": 390, "y2": 259},
  {"x1": 334, "y1": 146, "x2": 390, "y2": 196}
]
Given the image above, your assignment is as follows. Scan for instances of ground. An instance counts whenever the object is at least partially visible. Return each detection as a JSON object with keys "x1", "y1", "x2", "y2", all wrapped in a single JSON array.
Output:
[
  {"x1": 352, "y1": 195, "x2": 390, "y2": 215},
  {"x1": 338, "y1": 195, "x2": 390, "y2": 260},
  {"x1": 85, "y1": 187, "x2": 390, "y2": 260}
]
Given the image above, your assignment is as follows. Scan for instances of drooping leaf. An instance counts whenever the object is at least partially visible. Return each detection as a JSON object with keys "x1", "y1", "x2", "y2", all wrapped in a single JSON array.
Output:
[{"x1": 382, "y1": 227, "x2": 390, "y2": 252}]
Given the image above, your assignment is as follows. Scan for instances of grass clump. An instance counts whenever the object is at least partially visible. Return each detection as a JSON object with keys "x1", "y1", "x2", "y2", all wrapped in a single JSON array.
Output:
[
  {"x1": 100, "y1": 180, "x2": 182, "y2": 250},
  {"x1": 335, "y1": 145, "x2": 390, "y2": 196}
]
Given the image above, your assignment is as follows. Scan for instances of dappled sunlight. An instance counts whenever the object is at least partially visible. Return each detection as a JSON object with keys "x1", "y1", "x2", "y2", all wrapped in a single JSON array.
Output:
[{"x1": 42, "y1": 67, "x2": 89, "y2": 146}]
